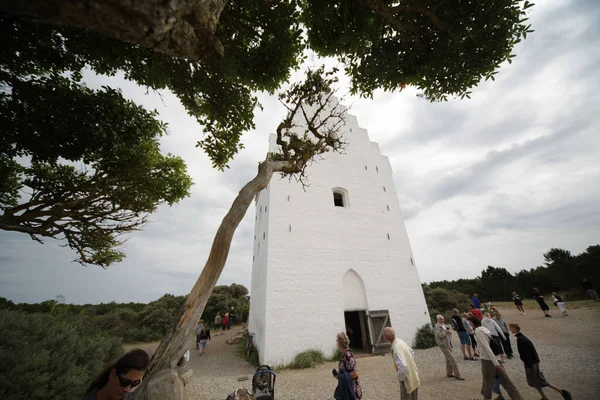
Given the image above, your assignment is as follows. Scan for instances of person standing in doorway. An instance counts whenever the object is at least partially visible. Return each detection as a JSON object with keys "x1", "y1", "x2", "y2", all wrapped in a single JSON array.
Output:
[
  {"x1": 467, "y1": 317, "x2": 523, "y2": 400},
  {"x1": 581, "y1": 278, "x2": 599, "y2": 302},
  {"x1": 451, "y1": 309, "x2": 474, "y2": 361},
  {"x1": 463, "y1": 312, "x2": 479, "y2": 358},
  {"x1": 508, "y1": 323, "x2": 572, "y2": 400},
  {"x1": 384, "y1": 327, "x2": 420, "y2": 400},
  {"x1": 472, "y1": 293, "x2": 481, "y2": 310},
  {"x1": 551, "y1": 293, "x2": 568, "y2": 316},
  {"x1": 494, "y1": 312, "x2": 513, "y2": 359},
  {"x1": 434, "y1": 315, "x2": 464, "y2": 381},
  {"x1": 533, "y1": 288, "x2": 552, "y2": 317},
  {"x1": 511, "y1": 291, "x2": 525, "y2": 314},
  {"x1": 214, "y1": 312, "x2": 222, "y2": 335},
  {"x1": 482, "y1": 312, "x2": 506, "y2": 363}
]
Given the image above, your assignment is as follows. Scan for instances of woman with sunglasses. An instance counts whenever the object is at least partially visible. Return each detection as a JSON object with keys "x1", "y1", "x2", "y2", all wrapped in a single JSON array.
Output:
[{"x1": 80, "y1": 348, "x2": 150, "y2": 399}]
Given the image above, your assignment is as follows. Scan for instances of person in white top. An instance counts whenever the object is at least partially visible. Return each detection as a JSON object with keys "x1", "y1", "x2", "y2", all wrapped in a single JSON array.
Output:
[
  {"x1": 384, "y1": 327, "x2": 420, "y2": 400},
  {"x1": 467, "y1": 317, "x2": 523, "y2": 400},
  {"x1": 482, "y1": 312, "x2": 506, "y2": 363}
]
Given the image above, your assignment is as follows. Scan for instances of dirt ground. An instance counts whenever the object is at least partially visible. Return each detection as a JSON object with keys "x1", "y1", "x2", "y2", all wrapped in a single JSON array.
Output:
[{"x1": 133, "y1": 305, "x2": 600, "y2": 400}]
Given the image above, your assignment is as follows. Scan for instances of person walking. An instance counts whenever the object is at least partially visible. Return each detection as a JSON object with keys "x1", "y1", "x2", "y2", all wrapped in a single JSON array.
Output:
[
  {"x1": 434, "y1": 315, "x2": 464, "y2": 381},
  {"x1": 214, "y1": 312, "x2": 222, "y2": 335},
  {"x1": 493, "y1": 312, "x2": 513, "y2": 359},
  {"x1": 482, "y1": 312, "x2": 506, "y2": 363},
  {"x1": 463, "y1": 312, "x2": 479, "y2": 358},
  {"x1": 467, "y1": 317, "x2": 523, "y2": 400},
  {"x1": 551, "y1": 293, "x2": 568, "y2": 316},
  {"x1": 333, "y1": 332, "x2": 362, "y2": 400},
  {"x1": 195, "y1": 320, "x2": 205, "y2": 350},
  {"x1": 472, "y1": 293, "x2": 481, "y2": 310},
  {"x1": 384, "y1": 327, "x2": 420, "y2": 400},
  {"x1": 223, "y1": 312, "x2": 229, "y2": 332},
  {"x1": 228, "y1": 307, "x2": 234, "y2": 330},
  {"x1": 533, "y1": 288, "x2": 552, "y2": 317},
  {"x1": 582, "y1": 278, "x2": 599, "y2": 301},
  {"x1": 451, "y1": 309, "x2": 474, "y2": 361},
  {"x1": 511, "y1": 291, "x2": 525, "y2": 314},
  {"x1": 508, "y1": 323, "x2": 572, "y2": 400},
  {"x1": 198, "y1": 325, "x2": 211, "y2": 356}
]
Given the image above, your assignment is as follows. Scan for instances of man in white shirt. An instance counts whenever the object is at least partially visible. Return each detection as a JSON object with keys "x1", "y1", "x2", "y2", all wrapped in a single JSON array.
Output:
[
  {"x1": 384, "y1": 327, "x2": 420, "y2": 400},
  {"x1": 467, "y1": 317, "x2": 523, "y2": 400}
]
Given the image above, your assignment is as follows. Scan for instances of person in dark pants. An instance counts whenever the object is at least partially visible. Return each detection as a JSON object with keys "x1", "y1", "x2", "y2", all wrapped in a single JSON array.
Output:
[
  {"x1": 511, "y1": 291, "x2": 525, "y2": 314},
  {"x1": 533, "y1": 288, "x2": 551, "y2": 317},
  {"x1": 467, "y1": 317, "x2": 522, "y2": 400},
  {"x1": 493, "y1": 312, "x2": 513, "y2": 359},
  {"x1": 582, "y1": 278, "x2": 599, "y2": 301},
  {"x1": 508, "y1": 323, "x2": 572, "y2": 400}
]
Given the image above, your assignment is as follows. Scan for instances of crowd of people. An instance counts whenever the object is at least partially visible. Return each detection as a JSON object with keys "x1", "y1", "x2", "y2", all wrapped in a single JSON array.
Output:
[
  {"x1": 333, "y1": 283, "x2": 586, "y2": 400},
  {"x1": 78, "y1": 279, "x2": 596, "y2": 400}
]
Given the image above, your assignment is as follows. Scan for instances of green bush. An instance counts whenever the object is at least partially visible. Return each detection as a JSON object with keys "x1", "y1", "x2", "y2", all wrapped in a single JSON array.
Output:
[
  {"x1": 0, "y1": 310, "x2": 123, "y2": 400},
  {"x1": 291, "y1": 349, "x2": 325, "y2": 369},
  {"x1": 328, "y1": 347, "x2": 343, "y2": 362},
  {"x1": 413, "y1": 324, "x2": 437, "y2": 349}
]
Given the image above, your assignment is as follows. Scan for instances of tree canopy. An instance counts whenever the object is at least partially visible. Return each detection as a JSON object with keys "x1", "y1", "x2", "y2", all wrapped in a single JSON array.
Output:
[{"x1": 302, "y1": 0, "x2": 535, "y2": 100}]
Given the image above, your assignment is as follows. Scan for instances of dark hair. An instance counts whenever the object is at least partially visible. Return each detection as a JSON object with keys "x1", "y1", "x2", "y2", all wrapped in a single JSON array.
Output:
[
  {"x1": 86, "y1": 349, "x2": 149, "y2": 393},
  {"x1": 467, "y1": 316, "x2": 481, "y2": 328}
]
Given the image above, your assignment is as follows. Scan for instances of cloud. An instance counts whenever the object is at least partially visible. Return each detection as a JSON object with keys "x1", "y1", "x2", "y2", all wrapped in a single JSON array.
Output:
[{"x1": 1, "y1": 1, "x2": 599, "y2": 303}]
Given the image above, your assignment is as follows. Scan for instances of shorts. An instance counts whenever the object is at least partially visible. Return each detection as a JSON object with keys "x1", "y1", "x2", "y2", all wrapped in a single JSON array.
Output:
[
  {"x1": 525, "y1": 363, "x2": 549, "y2": 389},
  {"x1": 458, "y1": 331, "x2": 471, "y2": 345},
  {"x1": 514, "y1": 301, "x2": 523, "y2": 306},
  {"x1": 539, "y1": 303, "x2": 549, "y2": 311},
  {"x1": 214, "y1": 323, "x2": 221, "y2": 330},
  {"x1": 199, "y1": 339, "x2": 208, "y2": 350}
]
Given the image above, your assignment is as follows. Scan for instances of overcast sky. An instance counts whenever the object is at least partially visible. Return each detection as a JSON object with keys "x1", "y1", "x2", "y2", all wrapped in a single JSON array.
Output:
[{"x1": 1, "y1": 1, "x2": 599, "y2": 304}]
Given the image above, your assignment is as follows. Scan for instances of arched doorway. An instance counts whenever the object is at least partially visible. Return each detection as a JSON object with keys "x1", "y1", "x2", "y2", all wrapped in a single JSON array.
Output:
[{"x1": 342, "y1": 269, "x2": 370, "y2": 351}]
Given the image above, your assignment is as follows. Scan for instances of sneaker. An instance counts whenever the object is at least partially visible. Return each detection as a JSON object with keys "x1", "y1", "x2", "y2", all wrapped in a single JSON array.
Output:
[
  {"x1": 455, "y1": 376, "x2": 465, "y2": 381},
  {"x1": 494, "y1": 395, "x2": 505, "y2": 400},
  {"x1": 447, "y1": 375, "x2": 455, "y2": 378},
  {"x1": 469, "y1": 357, "x2": 476, "y2": 361},
  {"x1": 561, "y1": 389, "x2": 572, "y2": 400},
  {"x1": 464, "y1": 356, "x2": 469, "y2": 360}
]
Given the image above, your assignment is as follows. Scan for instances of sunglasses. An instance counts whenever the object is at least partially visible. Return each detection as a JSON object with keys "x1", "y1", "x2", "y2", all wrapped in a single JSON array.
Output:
[{"x1": 116, "y1": 371, "x2": 141, "y2": 388}]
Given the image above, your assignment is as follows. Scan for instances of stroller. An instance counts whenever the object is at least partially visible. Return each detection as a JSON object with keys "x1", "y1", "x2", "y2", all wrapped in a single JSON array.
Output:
[
  {"x1": 225, "y1": 365, "x2": 276, "y2": 400},
  {"x1": 252, "y1": 365, "x2": 276, "y2": 399}
]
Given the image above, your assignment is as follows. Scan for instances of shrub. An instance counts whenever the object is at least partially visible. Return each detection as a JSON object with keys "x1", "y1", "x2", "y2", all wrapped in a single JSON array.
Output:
[
  {"x1": 413, "y1": 324, "x2": 437, "y2": 349},
  {"x1": 291, "y1": 349, "x2": 325, "y2": 369},
  {"x1": 0, "y1": 310, "x2": 123, "y2": 400},
  {"x1": 328, "y1": 347, "x2": 343, "y2": 362}
]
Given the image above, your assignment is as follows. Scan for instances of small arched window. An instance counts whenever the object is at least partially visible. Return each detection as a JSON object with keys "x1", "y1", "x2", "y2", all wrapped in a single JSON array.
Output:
[{"x1": 332, "y1": 188, "x2": 349, "y2": 208}]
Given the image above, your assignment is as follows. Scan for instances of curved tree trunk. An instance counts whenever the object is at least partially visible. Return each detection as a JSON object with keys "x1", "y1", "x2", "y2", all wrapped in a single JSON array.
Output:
[
  {"x1": 134, "y1": 158, "x2": 290, "y2": 399},
  {"x1": 0, "y1": 0, "x2": 226, "y2": 59}
]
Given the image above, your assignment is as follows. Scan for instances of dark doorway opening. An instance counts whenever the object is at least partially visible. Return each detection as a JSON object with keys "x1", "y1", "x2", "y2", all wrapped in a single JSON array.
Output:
[{"x1": 344, "y1": 310, "x2": 369, "y2": 352}]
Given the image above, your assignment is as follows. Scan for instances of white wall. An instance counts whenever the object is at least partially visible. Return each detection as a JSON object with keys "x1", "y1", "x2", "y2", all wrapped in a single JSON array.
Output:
[{"x1": 248, "y1": 104, "x2": 430, "y2": 366}]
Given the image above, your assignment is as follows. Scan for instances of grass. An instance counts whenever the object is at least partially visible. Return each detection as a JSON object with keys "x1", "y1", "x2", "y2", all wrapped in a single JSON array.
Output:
[{"x1": 290, "y1": 349, "x2": 326, "y2": 369}]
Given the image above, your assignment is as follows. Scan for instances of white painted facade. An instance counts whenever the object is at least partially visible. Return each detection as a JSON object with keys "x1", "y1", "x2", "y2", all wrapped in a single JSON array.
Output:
[{"x1": 248, "y1": 105, "x2": 430, "y2": 366}]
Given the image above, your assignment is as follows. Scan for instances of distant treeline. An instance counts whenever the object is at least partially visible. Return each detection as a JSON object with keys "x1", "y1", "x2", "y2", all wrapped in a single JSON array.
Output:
[
  {"x1": 426, "y1": 245, "x2": 599, "y2": 302},
  {"x1": 0, "y1": 283, "x2": 250, "y2": 343}
]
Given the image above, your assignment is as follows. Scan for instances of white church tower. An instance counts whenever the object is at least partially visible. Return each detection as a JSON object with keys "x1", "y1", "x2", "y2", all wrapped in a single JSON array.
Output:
[{"x1": 248, "y1": 107, "x2": 430, "y2": 366}]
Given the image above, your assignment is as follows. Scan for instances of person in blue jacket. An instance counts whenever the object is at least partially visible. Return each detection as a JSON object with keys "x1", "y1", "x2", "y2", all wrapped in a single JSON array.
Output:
[{"x1": 472, "y1": 293, "x2": 481, "y2": 309}]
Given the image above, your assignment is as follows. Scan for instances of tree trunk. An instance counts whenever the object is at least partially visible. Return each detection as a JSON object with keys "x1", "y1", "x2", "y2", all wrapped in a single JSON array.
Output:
[
  {"x1": 133, "y1": 158, "x2": 290, "y2": 399},
  {"x1": 0, "y1": 0, "x2": 226, "y2": 59}
]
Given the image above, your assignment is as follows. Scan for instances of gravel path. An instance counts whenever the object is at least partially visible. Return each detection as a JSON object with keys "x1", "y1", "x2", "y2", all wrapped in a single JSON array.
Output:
[{"x1": 144, "y1": 306, "x2": 600, "y2": 399}]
